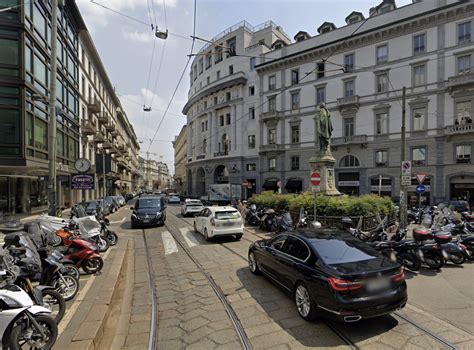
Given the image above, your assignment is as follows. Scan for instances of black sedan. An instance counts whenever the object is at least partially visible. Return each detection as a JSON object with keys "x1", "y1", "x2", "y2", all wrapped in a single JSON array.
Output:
[
  {"x1": 131, "y1": 196, "x2": 166, "y2": 229},
  {"x1": 248, "y1": 230, "x2": 407, "y2": 322}
]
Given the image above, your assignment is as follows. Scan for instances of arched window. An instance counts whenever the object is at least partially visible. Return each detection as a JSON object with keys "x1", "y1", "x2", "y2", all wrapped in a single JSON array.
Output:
[{"x1": 340, "y1": 155, "x2": 360, "y2": 167}]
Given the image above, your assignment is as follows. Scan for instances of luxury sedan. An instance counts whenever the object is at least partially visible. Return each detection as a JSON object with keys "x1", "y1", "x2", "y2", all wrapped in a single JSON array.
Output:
[{"x1": 248, "y1": 230, "x2": 407, "y2": 322}]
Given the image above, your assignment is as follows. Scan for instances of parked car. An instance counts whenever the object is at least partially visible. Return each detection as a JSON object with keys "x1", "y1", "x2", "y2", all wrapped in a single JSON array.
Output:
[
  {"x1": 114, "y1": 195, "x2": 126, "y2": 207},
  {"x1": 437, "y1": 200, "x2": 470, "y2": 213},
  {"x1": 96, "y1": 199, "x2": 112, "y2": 216},
  {"x1": 125, "y1": 193, "x2": 134, "y2": 202},
  {"x1": 193, "y1": 206, "x2": 243, "y2": 241},
  {"x1": 80, "y1": 200, "x2": 104, "y2": 216},
  {"x1": 181, "y1": 199, "x2": 204, "y2": 217},
  {"x1": 248, "y1": 229, "x2": 407, "y2": 322},
  {"x1": 105, "y1": 196, "x2": 120, "y2": 213},
  {"x1": 131, "y1": 196, "x2": 166, "y2": 229},
  {"x1": 168, "y1": 194, "x2": 181, "y2": 204}
]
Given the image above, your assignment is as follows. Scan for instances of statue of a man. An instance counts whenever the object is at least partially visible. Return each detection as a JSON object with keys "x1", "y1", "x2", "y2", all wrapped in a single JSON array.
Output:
[{"x1": 316, "y1": 102, "x2": 333, "y2": 152}]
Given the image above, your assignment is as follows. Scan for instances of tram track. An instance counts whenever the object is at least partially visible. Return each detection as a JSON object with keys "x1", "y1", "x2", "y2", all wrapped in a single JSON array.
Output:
[{"x1": 166, "y1": 206, "x2": 461, "y2": 350}]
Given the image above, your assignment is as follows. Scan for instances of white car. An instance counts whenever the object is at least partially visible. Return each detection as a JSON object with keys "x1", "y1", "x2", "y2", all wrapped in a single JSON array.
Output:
[
  {"x1": 168, "y1": 195, "x2": 181, "y2": 204},
  {"x1": 193, "y1": 206, "x2": 244, "y2": 241},
  {"x1": 181, "y1": 199, "x2": 204, "y2": 217}
]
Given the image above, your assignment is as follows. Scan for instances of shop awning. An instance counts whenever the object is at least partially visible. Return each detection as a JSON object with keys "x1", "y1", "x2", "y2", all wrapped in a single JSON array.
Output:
[
  {"x1": 262, "y1": 179, "x2": 278, "y2": 191},
  {"x1": 285, "y1": 179, "x2": 302, "y2": 193}
]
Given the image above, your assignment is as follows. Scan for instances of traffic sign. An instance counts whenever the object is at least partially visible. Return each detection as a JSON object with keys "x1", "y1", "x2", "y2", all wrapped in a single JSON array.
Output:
[
  {"x1": 401, "y1": 180, "x2": 411, "y2": 187},
  {"x1": 416, "y1": 173, "x2": 427, "y2": 184},
  {"x1": 415, "y1": 185, "x2": 426, "y2": 194},
  {"x1": 401, "y1": 175, "x2": 411, "y2": 182},
  {"x1": 242, "y1": 180, "x2": 249, "y2": 188},
  {"x1": 401, "y1": 161, "x2": 412, "y2": 175},
  {"x1": 310, "y1": 172, "x2": 321, "y2": 186},
  {"x1": 312, "y1": 186, "x2": 320, "y2": 193}
]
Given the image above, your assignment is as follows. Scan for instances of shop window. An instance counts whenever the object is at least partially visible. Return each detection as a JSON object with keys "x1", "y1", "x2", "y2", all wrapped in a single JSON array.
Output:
[
  {"x1": 456, "y1": 145, "x2": 471, "y2": 163},
  {"x1": 370, "y1": 176, "x2": 392, "y2": 197}
]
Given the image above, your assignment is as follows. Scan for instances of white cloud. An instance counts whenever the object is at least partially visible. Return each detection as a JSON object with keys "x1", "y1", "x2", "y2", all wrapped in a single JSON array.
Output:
[{"x1": 122, "y1": 30, "x2": 155, "y2": 43}]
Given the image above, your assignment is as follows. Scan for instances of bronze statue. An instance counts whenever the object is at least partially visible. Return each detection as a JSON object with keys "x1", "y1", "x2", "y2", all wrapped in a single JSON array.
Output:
[{"x1": 316, "y1": 103, "x2": 333, "y2": 152}]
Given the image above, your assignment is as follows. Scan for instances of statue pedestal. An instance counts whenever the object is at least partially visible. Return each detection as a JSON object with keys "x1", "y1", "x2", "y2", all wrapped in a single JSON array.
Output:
[{"x1": 309, "y1": 151, "x2": 342, "y2": 196}]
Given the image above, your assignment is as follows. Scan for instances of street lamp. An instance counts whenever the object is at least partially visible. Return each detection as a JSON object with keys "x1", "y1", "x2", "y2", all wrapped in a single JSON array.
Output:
[{"x1": 155, "y1": 28, "x2": 168, "y2": 40}]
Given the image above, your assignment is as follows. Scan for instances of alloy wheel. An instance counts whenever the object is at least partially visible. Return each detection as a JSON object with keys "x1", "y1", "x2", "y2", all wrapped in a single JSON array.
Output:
[
  {"x1": 295, "y1": 285, "x2": 311, "y2": 318},
  {"x1": 248, "y1": 252, "x2": 257, "y2": 272}
]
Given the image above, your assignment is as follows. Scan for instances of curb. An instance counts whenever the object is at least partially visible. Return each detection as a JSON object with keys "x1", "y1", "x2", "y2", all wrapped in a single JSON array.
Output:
[{"x1": 55, "y1": 237, "x2": 130, "y2": 349}]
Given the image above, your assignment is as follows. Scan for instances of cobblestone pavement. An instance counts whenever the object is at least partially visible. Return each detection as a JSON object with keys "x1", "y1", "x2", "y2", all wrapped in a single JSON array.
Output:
[{"x1": 129, "y1": 205, "x2": 474, "y2": 350}]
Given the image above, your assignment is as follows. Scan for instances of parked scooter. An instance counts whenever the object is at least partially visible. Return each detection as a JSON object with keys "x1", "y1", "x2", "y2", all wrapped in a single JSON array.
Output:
[{"x1": 275, "y1": 212, "x2": 294, "y2": 232}]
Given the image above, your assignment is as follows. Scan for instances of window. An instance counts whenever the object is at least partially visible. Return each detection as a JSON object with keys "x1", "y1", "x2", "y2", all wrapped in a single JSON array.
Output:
[
  {"x1": 249, "y1": 107, "x2": 255, "y2": 120},
  {"x1": 214, "y1": 96, "x2": 218, "y2": 105},
  {"x1": 412, "y1": 147, "x2": 426, "y2": 165},
  {"x1": 226, "y1": 113, "x2": 231, "y2": 124},
  {"x1": 291, "y1": 156, "x2": 300, "y2": 171},
  {"x1": 269, "y1": 235, "x2": 286, "y2": 251},
  {"x1": 375, "y1": 112, "x2": 388, "y2": 135},
  {"x1": 291, "y1": 92, "x2": 300, "y2": 109},
  {"x1": 456, "y1": 145, "x2": 471, "y2": 163},
  {"x1": 198, "y1": 58, "x2": 203, "y2": 74},
  {"x1": 268, "y1": 157, "x2": 276, "y2": 171},
  {"x1": 291, "y1": 69, "x2": 299, "y2": 85},
  {"x1": 376, "y1": 44, "x2": 388, "y2": 64},
  {"x1": 458, "y1": 22, "x2": 471, "y2": 44},
  {"x1": 219, "y1": 115, "x2": 224, "y2": 126},
  {"x1": 413, "y1": 34, "x2": 426, "y2": 55},
  {"x1": 458, "y1": 55, "x2": 471, "y2": 74},
  {"x1": 344, "y1": 117, "x2": 354, "y2": 137},
  {"x1": 456, "y1": 101, "x2": 472, "y2": 124},
  {"x1": 248, "y1": 135, "x2": 255, "y2": 149},
  {"x1": 0, "y1": 38, "x2": 18, "y2": 66},
  {"x1": 376, "y1": 73, "x2": 388, "y2": 93},
  {"x1": 284, "y1": 237, "x2": 309, "y2": 261},
  {"x1": 216, "y1": 70, "x2": 220, "y2": 80},
  {"x1": 344, "y1": 53, "x2": 354, "y2": 72},
  {"x1": 375, "y1": 150, "x2": 388, "y2": 166},
  {"x1": 33, "y1": 54, "x2": 47, "y2": 86},
  {"x1": 268, "y1": 128, "x2": 276, "y2": 144},
  {"x1": 193, "y1": 65, "x2": 197, "y2": 80},
  {"x1": 291, "y1": 125, "x2": 300, "y2": 143},
  {"x1": 413, "y1": 64, "x2": 426, "y2": 86},
  {"x1": 205, "y1": 120, "x2": 208, "y2": 130},
  {"x1": 246, "y1": 163, "x2": 256, "y2": 171},
  {"x1": 250, "y1": 57, "x2": 256, "y2": 70},
  {"x1": 34, "y1": 118, "x2": 47, "y2": 150},
  {"x1": 340, "y1": 155, "x2": 360, "y2": 167},
  {"x1": 413, "y1": 107, "x2": 426, "y2": 131},
  {"x1": 226, "y1": 37, "x2": 236, "y2": 57},
  {"x1": 202, "y1": 138, "x2": 207, "y2": 153},
  {"x1": 317, "y1": 62, "x2": 325, "y2": 78},
  {"x1": 201, "y1": 122, "x2": 205, "y2": 132},
  {"x1": 344, "y1": 80, "x2": 354, "y2": 97},
  {"x1": 228, "y1": 65, "x2": 233, "y2": 75},
  {"x1": 206, "y1": 76, "x2": 210, "y2": 85},
  {"x1": 268, "y1": 96, "x2": 276, "y2": 112},
  {"x1": 0, "y1": 109, "x2": 20, "y2": 153},
  {"x1": 316, "y1": 87, "x2": 325, "y2": 104},
  {"x1": 204, "y1": 101, "x2": 207, "y2": 109},
  {"x1": 226, "y1": 92, "x2": 231, "y2": 101},
  {"x1": 215, "y1": 47, "x2": 223, "y2": 63},
  {"x1": 249, "y1": 86, "x2": 255, "y2": 96},
  {"x1": 268, "y1": 75, "x2": 276, "y2": 90},
  {"x1": 206, "y1": 54, "x2": 212, "y2": 69}
]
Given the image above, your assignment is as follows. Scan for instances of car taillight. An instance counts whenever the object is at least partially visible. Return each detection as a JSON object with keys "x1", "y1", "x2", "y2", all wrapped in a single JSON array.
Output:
[
  {"x1": 328, "y1": 277, "x2": 362, "y2": 291},
  {"x1": 210, "y1": 218, "x2": 215, "y2": 226},
  {"x1": 392, "y1": 268, "x2": 405, "y2": 282}
]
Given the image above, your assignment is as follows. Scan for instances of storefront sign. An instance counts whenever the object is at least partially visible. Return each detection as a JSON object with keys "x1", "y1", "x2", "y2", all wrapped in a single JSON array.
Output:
[
  {"x1": 370, "y1": 185, "x2": 392, "y2": 192},
  {"x1": 71, "y1": 174, "x2": 95, "y2": 190},
  {"x1": 338, "y1": 181, "x2": 360, "y2": 186}
]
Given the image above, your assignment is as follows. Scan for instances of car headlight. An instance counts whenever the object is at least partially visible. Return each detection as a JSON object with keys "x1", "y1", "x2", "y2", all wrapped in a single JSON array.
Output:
[{"x1": 156, "y1": 212, "x2": 162, "y2": 217}]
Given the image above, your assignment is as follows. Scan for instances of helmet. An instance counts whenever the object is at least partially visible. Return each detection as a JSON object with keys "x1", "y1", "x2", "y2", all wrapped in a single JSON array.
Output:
[{"x1": 310, "y1": 221, "x2": 322, "y2": 229}]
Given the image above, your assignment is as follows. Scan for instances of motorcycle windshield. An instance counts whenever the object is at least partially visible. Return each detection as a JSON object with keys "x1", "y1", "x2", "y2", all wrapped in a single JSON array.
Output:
[
  {"x1": 74, "y1": 205, "x2": 88, "y2": 218},
  {"x1": 78, "y1": 219, "x2": 100, "y2": 237}
]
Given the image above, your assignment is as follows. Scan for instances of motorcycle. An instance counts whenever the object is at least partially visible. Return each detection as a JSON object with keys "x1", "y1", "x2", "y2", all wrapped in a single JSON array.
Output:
[
  {"x1": 100, "y1": 218, "x2": 118, "y2": 246},
  {"x1": 275, "y1": 212, "x2": 294, "y2": 232},
  {"x1": 245, "y1": 204, "x2": 260, "y2": 227}
]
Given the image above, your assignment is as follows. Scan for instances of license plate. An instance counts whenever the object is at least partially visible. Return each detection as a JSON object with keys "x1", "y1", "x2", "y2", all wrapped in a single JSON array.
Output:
[
  {"x1": 223, "y1": 221, "x2": 234, "y2": 226},
  {"x1": 142, "y1": 219, "x2": 150, "y2": 223},
  {"x1": 366, "y1": 279, "x2": 390, "y2": 292}
]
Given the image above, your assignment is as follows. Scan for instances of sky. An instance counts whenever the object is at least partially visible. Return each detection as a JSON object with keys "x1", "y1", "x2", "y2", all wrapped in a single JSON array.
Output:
[{"x1": 76, "y1": 0, "x2": 413, "y2": 175}]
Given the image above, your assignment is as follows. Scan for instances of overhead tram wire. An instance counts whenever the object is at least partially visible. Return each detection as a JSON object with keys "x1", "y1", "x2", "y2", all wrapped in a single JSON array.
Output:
[
  {"x1": 162, "y1": 0, "x2": 168, "y2": 29},
  {"x1": 146, "y1": 0, "x2": 198, "y2": 153}
]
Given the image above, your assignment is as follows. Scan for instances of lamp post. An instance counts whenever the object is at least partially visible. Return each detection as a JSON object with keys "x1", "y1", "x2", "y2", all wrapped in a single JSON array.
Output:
[
  {"x1": 47, "y1": 0, "x2": 59, "y2": 216},
  {"x1": 399, "y1": 87, "x2": 407, "y2": 230}
]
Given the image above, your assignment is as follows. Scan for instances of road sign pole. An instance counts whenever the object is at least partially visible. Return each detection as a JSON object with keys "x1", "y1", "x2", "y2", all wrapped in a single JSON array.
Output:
[{"x1": 400, "y1": 86, "x2": 407, "y2": 230}]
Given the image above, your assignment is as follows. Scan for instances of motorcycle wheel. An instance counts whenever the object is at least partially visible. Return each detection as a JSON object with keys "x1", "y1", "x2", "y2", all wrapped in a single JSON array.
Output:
[
  {"x1": 396, "y1": 253, "x2": 421, "y2": 271},
  {"x1": 50, "y1": 234, "x2": 62, "y2": 247},
  {"x1": 52, "y1": 274, "x2": 79, "y2": 302},
  {"x1": 97, "y1": 237, "x2": 110, "y2": 252},
  {"x1": 424, "y1": 252, "x2": 444, "y2": 269},
  {"x1": 63, "y1": 263, "x2": 80, "y2": 281},
  {"x1": 41, "y1": 289, "x2": 66, "y2": 324},
  {"x1": 82, "y1": 257, "x2": 104, "y2": 274},
  {"x1": 107, "y1": 232, "x2": 118, "y2": 246},
  {"x1": 9, "y1": 314, "x2": 58, "y2": 350},
  {"x1": 450, "y1": 252, "x2": 465, "y2": 265}
]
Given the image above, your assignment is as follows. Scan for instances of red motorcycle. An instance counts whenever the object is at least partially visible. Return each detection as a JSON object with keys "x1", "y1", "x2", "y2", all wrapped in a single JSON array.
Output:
[{"x1": 55, "y1": 228, "x2": 104, "y2": 274}]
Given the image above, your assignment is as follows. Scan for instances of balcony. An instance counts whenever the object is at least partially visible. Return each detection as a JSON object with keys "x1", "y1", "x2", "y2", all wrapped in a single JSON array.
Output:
[
  {"x1": 261, "y1": 110, "x2": 283, "y2": 123},
  {"x1": 332, "y1": 135, "x2": 367, "y2": 147},
  {"x1": 445, "y1": 73, "x2": 474, "y2": 95},
  {"x1": 102, "y1": 139, "x2": 112, "y2": 149},
  {"x1": 260, "y1": 143, "x2": 283, "y2": 152},
  {"x1": 81, "y1": 118, "x2": 97, "y2": 135},
  {"x1": 213, "y1": 151, "x2": 229, "y2": 157},
  {"x1": 87, "y1": 97, "x2": 101, "y2": 114},
  {"x1": 97, "y1": 113, "x2": 109, "y2": 125},
  {"x1": 93, "y1": 132, "x2": 105, "y2": 143},
  {"x1": 105, "y1": 121, "x2": 116, "y2": 132},
  {"x1": 445, "y1": 123, "x2": 474, "y2": 136},
  {"x1": 110, "y1": 129, "x2": 118, "y2": 137},
  {"x1": 337, "y1": 95, "x2": 360, "y2": 111},
  {"x1": 188, "y1": 157, "x2": 193, "y2": 162},
  {"x1": 196, "y1": 154, "x2": 206, "y2": 160}
]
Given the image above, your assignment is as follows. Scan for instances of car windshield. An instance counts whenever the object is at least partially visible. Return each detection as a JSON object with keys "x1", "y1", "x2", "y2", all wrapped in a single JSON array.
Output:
[
  {"x1": 186, "y1": 201, "x2": 202, "y2": 206},
  {"x1": 215, "y1": 211, "x2": 240, "y2": 220},
  {"x1": 84, "y1": 202, "x2": 98, "y2": 209},
  {"x1": 310, "y1": 238, "x2": 378, "y2": 265},
  {"x1": 136, "y1": 198, "x2": 161, "y2": 209}
]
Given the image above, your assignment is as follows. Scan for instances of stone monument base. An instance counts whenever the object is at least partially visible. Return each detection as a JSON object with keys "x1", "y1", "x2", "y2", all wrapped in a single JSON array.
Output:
[{"x1": 309, "y1": 150, "x2": 342, "y2": 196}]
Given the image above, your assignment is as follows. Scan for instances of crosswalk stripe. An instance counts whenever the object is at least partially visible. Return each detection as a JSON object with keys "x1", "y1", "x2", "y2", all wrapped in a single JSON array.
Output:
[
  {"x1": 162, "y1": 231, "x2": 178, "y2": 255},
  {"x1": 179, "y1": 228, "x2": 200, "y2": 248}
]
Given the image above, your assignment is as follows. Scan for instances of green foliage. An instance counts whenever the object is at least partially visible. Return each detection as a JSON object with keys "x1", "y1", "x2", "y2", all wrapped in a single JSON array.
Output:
[{"x1": 249, "y1": 192, "x2": 394, "y2": 217}]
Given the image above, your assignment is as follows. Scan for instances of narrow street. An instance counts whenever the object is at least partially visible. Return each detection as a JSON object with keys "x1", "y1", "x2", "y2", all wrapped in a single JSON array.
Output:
[{"x1": 117, "y1": 204, "x2": 474, "y2": 350}]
